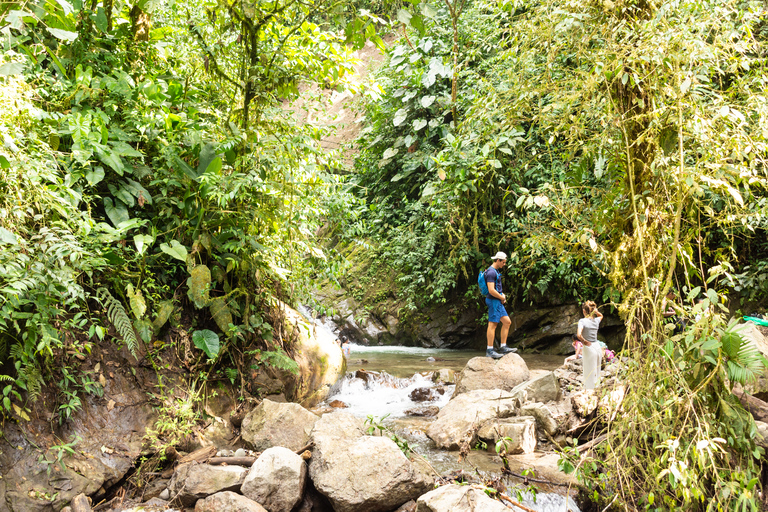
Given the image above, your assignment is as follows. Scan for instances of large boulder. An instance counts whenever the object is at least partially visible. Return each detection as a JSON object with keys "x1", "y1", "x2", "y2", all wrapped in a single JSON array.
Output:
[
  {"x1": 168, "y1": 463, "x2": 247, "y2": 506},
  {"x1": 277, "y1": 301, "x2": 347, "y2": 407},
  {"x1": 477, "y1": 417, "x2": 537, "y2": 454},
  {"x1": 195, "y1": 491, "x2": 268, "y2": 512},
  {"x1": 241, "y1": 399, "x2": 319, "y2": 452},
  {"x1": 309, "y1": 411, "x2": 433, "y2": 512},
  {"x1": 242, "y1": 447, "x2": 307, "y2": 512},
  {"x1": 453, "y1": 354, "x2": 530, "y2": 396},
  {"x1": 416, "y1": 485, "x2": 509, "y2": 512},
  {"x1": 520, "y1": 402, "x2": 559, "y2": 436},
  {"x1": 426, "y1": 389, "x2": 525, "y2": 450},
  {"x1": 512, "y1": 370, "x2": 560, "y2": 403}
]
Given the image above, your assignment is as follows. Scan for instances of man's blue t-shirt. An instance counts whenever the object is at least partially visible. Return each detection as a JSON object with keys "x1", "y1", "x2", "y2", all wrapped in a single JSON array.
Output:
[{"x1": 485, "y1": 267, "x2": 502, "y2": 296}]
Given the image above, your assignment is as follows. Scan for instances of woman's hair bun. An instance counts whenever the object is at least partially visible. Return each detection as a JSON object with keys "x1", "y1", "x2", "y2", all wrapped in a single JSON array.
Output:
[{"x1": 582, "y1": 300, "x2": 597, "y2": 317}]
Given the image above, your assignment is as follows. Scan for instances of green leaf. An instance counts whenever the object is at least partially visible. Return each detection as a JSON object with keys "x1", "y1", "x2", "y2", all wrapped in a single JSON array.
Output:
[
  {"x1": 393, "y1": 108, "x2": 408, "y2": 127},
  {"x1": 85, "y1": 166, "x2": 105, "y2": 186},
  {"x1": 187, "y1": 265, "x2": 211, "y2": 309},
  {"x1": 0, "y1": 62, "x2": 25, "y2": 76},
  {"x1": 133, "y1": 234, "x2": 154, "y2": 256},
  {"x1": 134, "y1": 319, "x2": 153, "y2": 343},
  {"x1": 103, "y1": 197, "x2": 130, "y2": 227},
  {"x1": 127, "y1": 285, "x2": 147, "y2": 319},
  {"x1": 0, "y1": 155, "x2": 9, "y2": 168},
  {"x1": 413, "y1": 118, "x2": 427, "y2": 131},
  {"x1": 383, "y1": 147, "x2": 399, "y2": 159},
  {"x1": 197, "y1": 143, "x2": 217, "y2": 175},
  {"x1": 396, "y1": 8, "x2": 412, "y2": 25},
  {"x1": 210, "y1": 297, "x2": 233, "y2": 335},
  {"x1": 47, "y1": 28, "x2": 78, "y2": 42},
  {"x1": 421, "y1": 95, "x2": 435, "y2": 108},
  {"x1": 421, "y1": 3, "x2": 437, "y2": 18},
  {"x1": 151, "y1": 300, "x2": 174, "y2": 332},
  {"x1": 204, "y1": 156, "x2": 222, "y2": 175},
  {"x1": 192, "y1": 329, "x2": 220, "y2": 359},
  {"x1": 123, "y1": 178, "x2": 153, "y2": 205},
  {"x1": 173, "y1": 155, "x2": 201, "y2": 181},
  {"x1": 159, "y1": 240, "x2": 188, "y2": 262},
  {"x1": 0, "y1": 227, "x2": 18, "y2": 245},
  {"x1": 94, "y1": 7, "x2": 108, "y2": 32}
]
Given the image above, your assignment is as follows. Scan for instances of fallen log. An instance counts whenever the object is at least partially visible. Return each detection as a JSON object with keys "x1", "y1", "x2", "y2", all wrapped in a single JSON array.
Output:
[{"x1": 734, "y1": 389, "x2": 768, "y2": 423}]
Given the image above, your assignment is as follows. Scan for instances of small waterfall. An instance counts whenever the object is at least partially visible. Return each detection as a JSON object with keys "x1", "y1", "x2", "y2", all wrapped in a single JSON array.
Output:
[{"x1": 325, "y1": 370, "x2": 453, "y2": 419}]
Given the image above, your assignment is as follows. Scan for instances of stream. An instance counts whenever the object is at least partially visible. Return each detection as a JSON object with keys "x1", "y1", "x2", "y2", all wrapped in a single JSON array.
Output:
[{"x1": 304, "y1": 310, "x2": 582, "y2": 512}]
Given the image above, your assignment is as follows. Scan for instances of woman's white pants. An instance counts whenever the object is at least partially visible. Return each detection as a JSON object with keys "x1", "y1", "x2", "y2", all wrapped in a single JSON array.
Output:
[{"x1": 582, "y1": 343, "x2": 602, "y2": 389}]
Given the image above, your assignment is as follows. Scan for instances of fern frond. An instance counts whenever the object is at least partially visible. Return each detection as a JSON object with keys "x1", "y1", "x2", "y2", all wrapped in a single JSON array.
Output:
[
  {"x1": 23, "y1": 366, "x2": 43, "y2": 402},
  {"x1": 0, "y1": 374, "x2": 14, "y2": 382},
  {"x1": 97, "y1": 287, "x2": 139, "y2": 359}
]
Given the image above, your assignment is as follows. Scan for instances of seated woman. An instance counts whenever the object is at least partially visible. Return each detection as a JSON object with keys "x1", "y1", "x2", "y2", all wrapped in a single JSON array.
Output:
[{"x1": 564, "y1": 334, "x2": 583, "y2": 364}]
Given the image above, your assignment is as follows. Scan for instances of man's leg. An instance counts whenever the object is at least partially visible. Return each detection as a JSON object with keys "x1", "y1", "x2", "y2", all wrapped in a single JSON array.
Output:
[
  {"x1": 498, "y1": 316, "x2": 517, "y2": 354},
  {"x1": 487, "y1": 321, "x2": 498, "y2": 349},
  {"x1": 486, "y1": 321, "x2": 503, "y2": 358}
]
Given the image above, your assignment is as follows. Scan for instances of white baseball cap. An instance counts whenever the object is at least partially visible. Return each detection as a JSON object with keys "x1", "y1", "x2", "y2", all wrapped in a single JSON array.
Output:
[{"x1": 491, "y1": 251, "x2": 507, "y2": 260}]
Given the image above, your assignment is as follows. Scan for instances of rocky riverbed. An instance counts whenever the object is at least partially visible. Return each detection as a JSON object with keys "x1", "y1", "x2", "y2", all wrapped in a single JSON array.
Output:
[{"x1": 62, "y1": 350, "x2": 613, "y2": 512}]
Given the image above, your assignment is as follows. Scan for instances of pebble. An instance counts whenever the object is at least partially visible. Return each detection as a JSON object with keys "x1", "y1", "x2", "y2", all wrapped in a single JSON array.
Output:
[
  {"x1": 234, "y1": 448, "x2": 247, "y2": 458},
  {"x1": 159, "y1": 488, "x2": 170, "y2": 500}
]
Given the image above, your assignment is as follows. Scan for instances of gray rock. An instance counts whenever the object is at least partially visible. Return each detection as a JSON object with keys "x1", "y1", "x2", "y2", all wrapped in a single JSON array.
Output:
[
  {"x1": 309, "y1": 411, "x2": 433, "y2": 512},
  {"x1": 242, "y1": 447, "x2": 307, "y2": 512},
  {"x1": 520, "y1": 402, "x2": 560, "y2": 436},
  {"x1": 453, "y1": 355, "x2": 529, "y2": 396},
  {"x1": 168, "y1": 463, "x2": 247, "y2": 506},
  {"x1": 195, "y1": 491, "x2": 267, "y2": 512},
  {"x1": 158, "y1": 488, "x2": 170, "y2": 500},
  {"x1": 234, "y1": 448, "x2": 247, "y2": 458},
  {"x1": 241, "y1": 399, "x2": 320, "y2": 452},
  {"x1": 756, "y1": 421, "x2": 768, "y2": 449},
  {"x1": 416, "y1": 484, "x2": 509, "y2": 512},
  {"x1": 512, "y1": 370, "x2": 560, "y2": 403},
  {"x1": 477, "y1": 417, "x2": 537, "y2": 454},
  {"x1": 426, "y1": 389, "x2": 525, "y2": 450}
]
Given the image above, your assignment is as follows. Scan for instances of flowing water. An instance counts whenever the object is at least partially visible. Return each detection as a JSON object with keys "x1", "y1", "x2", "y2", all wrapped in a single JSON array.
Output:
[{"x1": 302, "y1": 308, "x2": 581, "y2": 511}]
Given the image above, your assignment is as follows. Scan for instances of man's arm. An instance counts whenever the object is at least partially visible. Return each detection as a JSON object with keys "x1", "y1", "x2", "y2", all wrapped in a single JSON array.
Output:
[{"x1": 487, "y1": 281, "x2": 505, "y2": 302}]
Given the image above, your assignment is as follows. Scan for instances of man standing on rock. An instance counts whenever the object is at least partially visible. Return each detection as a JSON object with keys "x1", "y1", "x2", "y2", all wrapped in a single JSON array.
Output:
[{"x1": 484, "y1": 252, "x2": 517, "y2": 358}]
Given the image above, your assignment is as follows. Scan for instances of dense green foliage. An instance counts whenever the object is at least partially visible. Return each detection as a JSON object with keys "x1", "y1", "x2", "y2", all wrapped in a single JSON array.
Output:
[{"x1": 0, "y1": 0, "x2": 375, "y2": 420}]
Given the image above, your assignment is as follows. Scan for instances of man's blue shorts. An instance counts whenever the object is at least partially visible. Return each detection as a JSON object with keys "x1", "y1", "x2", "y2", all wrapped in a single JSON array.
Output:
[{"x1": 485, "y1": 297, "x2": 509, "y2": 323}]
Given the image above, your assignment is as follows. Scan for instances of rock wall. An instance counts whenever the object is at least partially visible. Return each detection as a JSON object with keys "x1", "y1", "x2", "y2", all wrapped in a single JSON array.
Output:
[
  {"x1": 278, "y1": 300, "x2": 347, "y2": 407},
  {"x1": 314, "y1": 286, "x2": 625, "y2": 352}
]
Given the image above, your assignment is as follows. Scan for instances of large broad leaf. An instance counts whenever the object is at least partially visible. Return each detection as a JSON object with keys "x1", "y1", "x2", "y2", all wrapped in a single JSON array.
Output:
[
  {"x1": 85, "y1": 166, "x2": 105, "y2": 186},
  {"x1": 210, "y1": 297, "x2": 233, "y2": 335},
  {"x1": 103, "y1": 197, "x2": 130, "y2": 227},
  {"x1": 187, "y1": 264, "x2": 211, "y2": 309},
  {"x1": 133, "y1": 234, "x2": 154, "y2": 256},
  {"x1": 123, "y1": 178, "x2": 153, "y2": 205},
  {"x1": 192, "y1": 329, "x2": 220, "y2": 359},
  {"x1": 0, "y1": 62, "x2": 25, "y2": 76},
  {"x1": 413, "y1": 118, "x2": 427, "y2": 131},
  {"x1": 126, "y1": 284, "x2": 147, "y2": 319},
  {"x1": 173, "y1": 155, "x2": 202, "y2": 181},
  {"x1": 151, "y1": 300, "x2": 174, "y2": 332},
  {"x1": 0, "y1": 227, "x2": 18, "y2": 245},
  {"x1": 383, "y1": 147, "x2": 399, "y2": 159},
  {"x1": 197, "y1": 143, "x2": 217, "y2": 175},
  {"x1": 47, "y1": 28, "x2": 78, "y2": 42},
  {"x1": 393, "y1": 108, "x2": 408, "y2": 127},
  {"x1": 421, "y1": 95, "x2": 435, "y2": 108},
  {"x1": 160, "y1": 240, "x2": 188, "y2": 262}
]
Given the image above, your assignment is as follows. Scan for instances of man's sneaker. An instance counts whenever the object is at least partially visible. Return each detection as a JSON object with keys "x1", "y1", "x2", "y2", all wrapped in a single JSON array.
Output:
[
  {"x1": 486, "y1": 348, "x2": 503, "y2": 359},
  {"x1": 498, "y1": 345, "x2": 518, "y2": 354}
]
